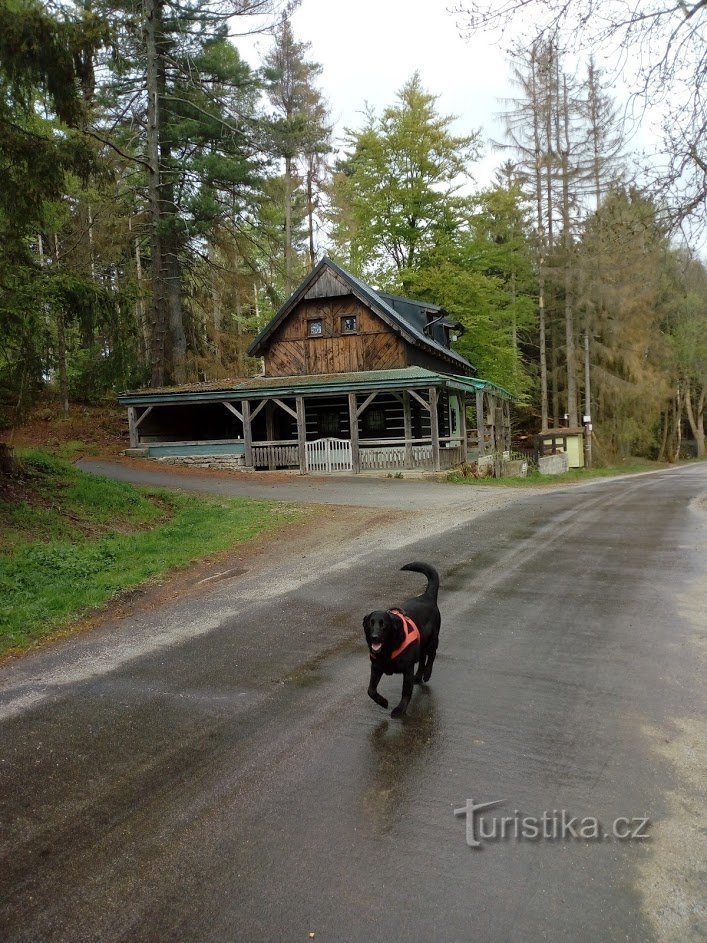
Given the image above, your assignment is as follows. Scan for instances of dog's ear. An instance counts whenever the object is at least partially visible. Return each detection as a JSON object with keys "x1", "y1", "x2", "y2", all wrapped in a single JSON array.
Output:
[{"x1": 362, "y1": 614, "x2": 371, "y2": 631}]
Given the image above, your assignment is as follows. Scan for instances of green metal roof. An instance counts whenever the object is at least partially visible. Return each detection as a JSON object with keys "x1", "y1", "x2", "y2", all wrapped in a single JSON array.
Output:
[{"x1": 117, "y1": 367, "x2": 512, "y2": 406}]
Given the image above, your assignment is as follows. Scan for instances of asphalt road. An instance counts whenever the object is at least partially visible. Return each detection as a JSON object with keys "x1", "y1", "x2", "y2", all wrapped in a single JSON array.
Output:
[{"x1": 1, "y1": 464, "x2": 705, "y2": 943}]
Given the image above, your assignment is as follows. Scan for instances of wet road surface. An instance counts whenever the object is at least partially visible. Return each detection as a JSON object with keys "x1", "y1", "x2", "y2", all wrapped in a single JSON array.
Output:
[{"x1": 1, "y1": 464, "x2": 705, "y2": 942}]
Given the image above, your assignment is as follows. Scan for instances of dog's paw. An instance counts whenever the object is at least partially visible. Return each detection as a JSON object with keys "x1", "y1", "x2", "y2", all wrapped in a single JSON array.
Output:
[
  {"x1": 422, "y1": 667, "x2": 433, "y2": 682},
  {"x1": 379, "y1": 697, "x2": 389, "y2": 709},
  {"x1": 390, "y1": 705, "x2": 406, "y2": 719}
]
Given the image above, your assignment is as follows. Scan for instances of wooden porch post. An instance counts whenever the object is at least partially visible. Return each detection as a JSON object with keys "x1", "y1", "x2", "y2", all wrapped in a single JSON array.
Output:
[
  {"x1": 265, "y1": 402, "x2": 276, "y2": 470},
  {"x1": 460, "y1": 395, "x2": 468, "y2": 463},
  {"x1": 488, "y1": 395, "x2": 497, "y2": 453},
  {"x1": 348, "y1": 392, "x2": 360, "y2": 473},
  {"x1": 503, "y1": 400, "x2": 511, "y2": 452},
  {"x1": 242, "y1": 399, "x2": 253, "y2": 468},
  {"x1": 475, "y1": 389, "x2": 485, "y2": 458},
  {"x1": 429, "y1": 386, "x2": 441, "y2": 471},
  {"x1": 296, "y1": 396, "x2": 307, "y2": 474},
  {"x1": 127, "y1": 407, "x2": 138, "y2": 448},
  {"x1": 403, "y1": 391, "x2": 413, "y2": 468}
]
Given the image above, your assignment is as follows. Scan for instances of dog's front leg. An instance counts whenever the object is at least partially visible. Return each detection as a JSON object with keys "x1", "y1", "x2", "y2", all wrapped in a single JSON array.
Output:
[
  {"x1": 368, "y1": 664, "x2": 388, "y2": 709},
  {"x1": 391, "y1": 666, "x2": 414, "y2": 718}
]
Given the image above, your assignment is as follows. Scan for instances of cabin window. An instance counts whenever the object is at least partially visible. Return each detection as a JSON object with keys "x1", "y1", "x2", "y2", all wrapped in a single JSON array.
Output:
[
  {"x1": 308, "y1": 319, "x2": 323, "y2": 337},
  {"x1": 363, "y1": 407, "x2": 386, "y2": 436},
  {"x1": 341, "y1": 315, "x2": 358, "y2": 333},
  {"x1": 318, "y1": 410, "x2": 341, "y2": 436}
]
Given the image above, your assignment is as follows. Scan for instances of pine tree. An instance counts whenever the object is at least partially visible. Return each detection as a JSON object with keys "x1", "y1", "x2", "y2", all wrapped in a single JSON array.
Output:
[
  {"x1": 95, "y1": 0, "x2": 275, "y2": 385},
  {"x1": 262, "y1": 12, "x2": 331, "y2": 293},
  {"x1": 0, "y1": 0, "x2": 110, "y2": 415}
]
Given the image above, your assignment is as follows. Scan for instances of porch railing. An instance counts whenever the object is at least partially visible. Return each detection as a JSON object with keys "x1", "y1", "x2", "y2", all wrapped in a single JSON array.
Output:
[
  {"x1": 249, "y1": 437, "x2": 464, "y2": 472},
  {"x1": 252, "y1": 440, "x2": 299, "y2": 469},
  {"x1": 359, "y1": 437, "x2": 463, "y2": 471}
]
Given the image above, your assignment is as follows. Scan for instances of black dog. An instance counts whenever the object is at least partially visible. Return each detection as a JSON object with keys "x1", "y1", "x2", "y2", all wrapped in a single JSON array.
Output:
[{"x1": 363, "y1": 562, "x2": 441, "y2": 718}]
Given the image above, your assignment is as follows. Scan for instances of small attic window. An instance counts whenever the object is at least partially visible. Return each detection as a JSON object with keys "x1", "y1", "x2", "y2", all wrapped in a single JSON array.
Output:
[
  {"x1": 341, "y1": 315, "x2": 358, "y2": 333},
  {"x1": 308, "y1": 319, "x2": 323, "y2": 337}
]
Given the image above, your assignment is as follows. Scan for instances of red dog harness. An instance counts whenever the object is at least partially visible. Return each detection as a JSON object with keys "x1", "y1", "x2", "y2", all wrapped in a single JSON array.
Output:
[{"x1": 388, "y1": 609, "x2": 421, "y2": 659}]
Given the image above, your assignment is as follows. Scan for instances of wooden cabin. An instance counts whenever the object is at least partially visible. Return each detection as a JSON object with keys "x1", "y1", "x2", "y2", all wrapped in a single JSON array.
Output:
[
  {"x1": 249, "y1": 259, "x2": 474, "y2": 379},
  {"x1": 118, "y1": 258, "x2": 512, "y2": 474}
]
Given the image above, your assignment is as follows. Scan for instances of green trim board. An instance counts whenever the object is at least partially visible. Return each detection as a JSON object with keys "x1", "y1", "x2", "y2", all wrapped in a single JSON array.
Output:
[
  {"x1": 118, "y1": 367, "x2": 512, "y2": 407},
  {"x1": 147, "y1": 442, "x2": 246, "y2": 458}
]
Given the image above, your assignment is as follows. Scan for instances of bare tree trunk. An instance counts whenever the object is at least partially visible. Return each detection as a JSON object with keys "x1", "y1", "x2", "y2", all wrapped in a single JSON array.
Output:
[
  {"x1": 0, "y1": 443, "x2": 16, "y2": 475},
  {"x1": 165, "y1": 237, "x2": 186, "y2": 384},
  {"x1": 672, "y1": 386, "x2": 682, "y2": 463},
  {"x1": 587, "y1": 59, "x2": 602, "y2": 211},
  {"x1": 530, "y1": 51, "x2": 549, "y2": 430},
  {"x1": 144, "y1": 0, "x2": 167, "y2": 387},
  {"x1": 284, "y1": 154, "x2": 294, "y2": 294},
  {"x1": 551, "y1": 317, "x2": 560, "y2": 426},
  {"x1": 134, "y1": 239, "x2": 150, "y2": 365},
  {"x1": 56, "y1": 309, "x2": 69, "y2": 418},
  {"x1": 538, "y1": 280, "x2": 548, "y2": 430},
  {"x1": 306, "y1": 158, "x2": 316, "y2": 269},
  {"x1": 560, "y1": 76, "x2": 578, "y2": 427},
  {"x1": 212, "y1": 263, "x2": 222, "y2": 366},
  {"x1": 53, "y1": 234, "x2": 69, "y2": 418},
  {"x1": 684, "y1": 378, "x2": 705, "y2": 457},
  {"x1": 657, "y1": 408, "x2": 669, "y2": 462},
  {"x1": 87, "y1": 203, "x2": 96, "y2": 281}
]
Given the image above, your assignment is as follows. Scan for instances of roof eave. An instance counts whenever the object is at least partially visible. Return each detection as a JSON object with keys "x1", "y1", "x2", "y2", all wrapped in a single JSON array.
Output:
[{"x1": 248, "y1": 257, "x2": 475, "y2": 373}]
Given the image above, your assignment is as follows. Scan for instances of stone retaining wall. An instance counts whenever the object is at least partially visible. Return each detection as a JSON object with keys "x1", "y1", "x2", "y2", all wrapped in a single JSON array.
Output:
[{"x1": 155, "y1": 455, "x2": 249, "y2": 471}]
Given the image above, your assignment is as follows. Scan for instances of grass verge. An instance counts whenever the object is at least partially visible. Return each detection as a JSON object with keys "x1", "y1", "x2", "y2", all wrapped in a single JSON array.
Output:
[
  {"x1": 0, "y1": 450, "x2": 300, "y2": 657},
  {"x1": 447, "y1": 460, "x2": 674, "y2": 487}
]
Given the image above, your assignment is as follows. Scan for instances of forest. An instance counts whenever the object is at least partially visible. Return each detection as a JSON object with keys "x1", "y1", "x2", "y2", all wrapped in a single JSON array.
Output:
[{"x1": 1, "y1": 0, "x2": 705, "y2": 462}]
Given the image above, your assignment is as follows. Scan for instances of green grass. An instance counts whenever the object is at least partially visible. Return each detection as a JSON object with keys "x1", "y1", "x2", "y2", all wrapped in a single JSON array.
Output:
[
  {"x1": 54, "y1": 439, "x2": 102, "y2": 461},
  {"x1": 447, "y1": 459, "x2": 670, "y2": 487},
  {"x1": 0, "y1": 450, "x2": 300, "y2": 656}
]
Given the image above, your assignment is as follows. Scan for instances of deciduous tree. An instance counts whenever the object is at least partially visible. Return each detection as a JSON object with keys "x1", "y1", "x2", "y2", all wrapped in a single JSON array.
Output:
[{"x1": 329, "y1": 73, "x2": 481, "y2": 283}]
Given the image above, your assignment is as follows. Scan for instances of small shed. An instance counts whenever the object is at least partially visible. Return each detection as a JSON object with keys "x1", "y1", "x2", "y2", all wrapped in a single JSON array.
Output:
[{"x1": 536, "y1": 428, "x2": 585, "y2": 468}]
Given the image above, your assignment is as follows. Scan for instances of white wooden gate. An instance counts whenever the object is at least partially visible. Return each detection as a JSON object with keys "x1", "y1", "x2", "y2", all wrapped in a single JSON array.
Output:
[{"x1": 305, "y1": 438, "x2": 353, "y2": 473}]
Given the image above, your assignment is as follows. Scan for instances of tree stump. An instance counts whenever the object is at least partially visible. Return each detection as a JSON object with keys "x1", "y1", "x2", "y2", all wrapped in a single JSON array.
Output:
[{"x1": 0, "y1": 442, "x2": 17, "y2": 475}]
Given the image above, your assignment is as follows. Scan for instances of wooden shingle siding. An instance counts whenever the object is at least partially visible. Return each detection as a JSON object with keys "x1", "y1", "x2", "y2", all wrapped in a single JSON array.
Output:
[
  {"x1": 266, "y1": 295, "x2": 407, "y2": 377},
  {"x1": 303, "y1": 268, "x2": 350, "y2": 300},
  {"x1": 248, "y1": 258, "x2": 475, "y2": 378},
  {"x1": 266, "y1": 341, "x2": 306, "y2": 377}
]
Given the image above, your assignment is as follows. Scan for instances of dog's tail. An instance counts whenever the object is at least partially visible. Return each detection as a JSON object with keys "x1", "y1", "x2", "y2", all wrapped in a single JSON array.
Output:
[{"x1": 401, "y1": 562, "x2": 439, "y2": 602}]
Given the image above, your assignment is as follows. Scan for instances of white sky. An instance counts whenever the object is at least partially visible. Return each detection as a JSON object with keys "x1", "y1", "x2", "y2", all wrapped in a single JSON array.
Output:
[
  {"x1": 239, "y1": 0, "x2": 516, "y2": 186},
  {"x1": 236, "y1": 0, "x2": 704, "y2": 253}
]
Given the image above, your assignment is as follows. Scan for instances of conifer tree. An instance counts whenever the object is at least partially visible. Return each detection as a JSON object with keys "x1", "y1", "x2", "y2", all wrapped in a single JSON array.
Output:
[
  {"x1": 329, "y1": 73, "x2": 480, "y2": 283},
  {"x1": 262, "y1": 12, "x2": 331, "y2": 293}
]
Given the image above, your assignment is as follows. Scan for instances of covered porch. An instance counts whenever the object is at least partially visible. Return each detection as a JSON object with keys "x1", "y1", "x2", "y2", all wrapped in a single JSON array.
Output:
[{"x1": 118, "y1": 368, "x2": 512, "y2": 475}]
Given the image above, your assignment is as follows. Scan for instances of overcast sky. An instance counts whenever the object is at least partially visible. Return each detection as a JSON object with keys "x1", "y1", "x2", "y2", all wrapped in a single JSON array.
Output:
[
  {"x1": 236, "y1": 0, "x2": 707, "y2": 254},
  {"x1": 240, "y1": 0, "x2": 517, "y2": 186}
]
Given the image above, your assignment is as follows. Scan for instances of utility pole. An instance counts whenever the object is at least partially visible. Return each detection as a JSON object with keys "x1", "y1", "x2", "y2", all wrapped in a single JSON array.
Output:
[{"x1": 583, "y1": 331, "x2": 592, "y2": 467}]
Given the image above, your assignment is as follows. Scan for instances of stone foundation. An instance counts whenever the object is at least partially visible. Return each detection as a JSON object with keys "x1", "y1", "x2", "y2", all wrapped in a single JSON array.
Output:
[{"x1": 155, "y1": 455, "x2": 249, "y2": 471}]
